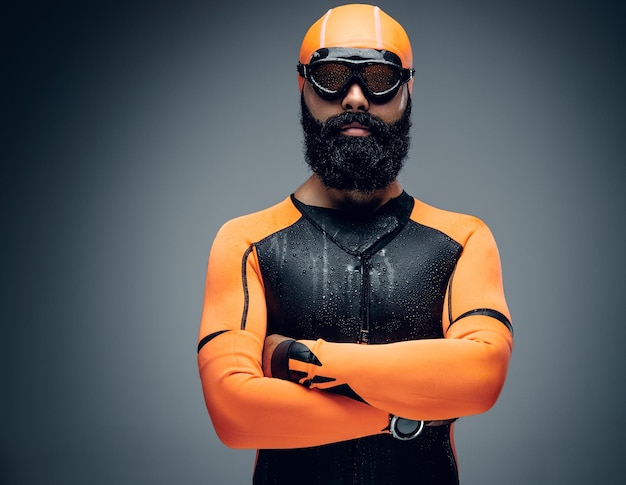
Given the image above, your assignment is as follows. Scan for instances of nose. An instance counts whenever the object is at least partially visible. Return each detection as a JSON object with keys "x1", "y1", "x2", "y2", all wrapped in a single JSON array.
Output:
[{"x1": 341, "y1": 83, "x2": 370, "y2": 112}]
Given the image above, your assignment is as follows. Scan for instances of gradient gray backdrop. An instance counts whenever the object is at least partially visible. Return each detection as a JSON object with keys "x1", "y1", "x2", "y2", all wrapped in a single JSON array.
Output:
[{"x1": 3, "y1": 0, "x2": 625, "y2": 483}]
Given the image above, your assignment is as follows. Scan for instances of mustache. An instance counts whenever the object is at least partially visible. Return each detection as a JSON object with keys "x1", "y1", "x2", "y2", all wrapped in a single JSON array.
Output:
[{"x1": 320, "y1": 111, "x2": 389, "y2": 136}]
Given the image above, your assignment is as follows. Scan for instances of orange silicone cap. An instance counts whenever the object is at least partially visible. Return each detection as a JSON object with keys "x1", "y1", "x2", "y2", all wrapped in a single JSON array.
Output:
[{"x1": 298, "y1": 4, "x2": 413, "y2": 93}]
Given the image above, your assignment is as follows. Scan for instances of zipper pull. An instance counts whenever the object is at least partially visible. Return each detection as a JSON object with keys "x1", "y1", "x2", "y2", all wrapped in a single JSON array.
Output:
[{"x1": 359, "y1": 329, "x2": 370, "y2": 344}]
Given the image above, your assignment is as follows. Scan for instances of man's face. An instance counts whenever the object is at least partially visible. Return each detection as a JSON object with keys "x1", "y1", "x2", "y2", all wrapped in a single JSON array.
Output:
[{"x1": 301, "y1": 81, "x2": 412, "y2": 193}]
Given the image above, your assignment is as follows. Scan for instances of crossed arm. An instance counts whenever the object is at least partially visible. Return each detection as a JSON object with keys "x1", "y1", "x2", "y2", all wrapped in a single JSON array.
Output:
[{"x1": 197, "y1": 218, "x2": 513, "y2": 449}]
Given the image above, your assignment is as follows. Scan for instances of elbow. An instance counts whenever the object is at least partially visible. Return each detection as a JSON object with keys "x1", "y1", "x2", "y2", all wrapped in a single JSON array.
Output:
[
  {"x1": 207, "y1": 393, "x2": 265, "y2": 449},
  {"x1": 203, "y1": 388, "x2": 260, "y2": 449},
  {"x1": 197, "y1": 329, "x2": 266, "y2": 448},
  {"x1": 199, "y1": 374, "x2": 256, "y2": 449},
  {"x1": 472, "y1": 380, "x2": 505, "y2": 414},
  {"x1": 468, "y1": 350, "x2": 511, "y2": 415},
  {"x1": 213, "y1": 421, "x2": 251, "y2": 449},
  {"x1": 445, "y1": 320, "x2": 514, "y2": 416},
  {"x1": 450, "y1": 373, "x2": 506, "y2": 418}
]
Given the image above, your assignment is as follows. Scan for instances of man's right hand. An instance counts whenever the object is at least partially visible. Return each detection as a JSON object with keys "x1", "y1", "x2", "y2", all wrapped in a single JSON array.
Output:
[{"x1": 262, "y1": 334, "x2": 293, "y2": 378}]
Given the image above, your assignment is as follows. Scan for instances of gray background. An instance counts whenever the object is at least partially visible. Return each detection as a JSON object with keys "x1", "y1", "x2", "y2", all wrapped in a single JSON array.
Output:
[{"x1": 3, "y1": 0, "x2": 625, "y2": 483}]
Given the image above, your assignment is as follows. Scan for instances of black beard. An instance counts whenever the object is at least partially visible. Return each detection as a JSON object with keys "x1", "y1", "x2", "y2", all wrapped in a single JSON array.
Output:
[{"x1": 300, "y1": 95, "x2": 412, "y2": 193}]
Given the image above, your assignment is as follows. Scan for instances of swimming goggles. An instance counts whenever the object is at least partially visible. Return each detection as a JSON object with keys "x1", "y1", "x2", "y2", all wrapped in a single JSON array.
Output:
[{"x1": 298, "y1": 47, "x2": 414, "y2": 103}]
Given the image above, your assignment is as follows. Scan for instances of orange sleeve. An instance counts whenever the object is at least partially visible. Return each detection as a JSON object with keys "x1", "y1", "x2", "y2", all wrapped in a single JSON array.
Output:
[
  {"x1": 197, "y1": 200, "x2": 389, "y2": 449},
  {"x1": 280, "y1": 218, "x2": 513, "y2": 422}
]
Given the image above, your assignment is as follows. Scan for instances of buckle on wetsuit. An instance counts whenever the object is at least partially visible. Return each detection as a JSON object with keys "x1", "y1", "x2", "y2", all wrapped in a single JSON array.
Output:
[{"x1": 389, "y1": 415, "x2": 425, "y2": 440}]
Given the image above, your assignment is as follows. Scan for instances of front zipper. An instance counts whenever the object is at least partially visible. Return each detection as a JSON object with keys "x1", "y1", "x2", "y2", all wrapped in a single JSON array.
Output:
[{"x1": 358, "y1": 254, "x2": 371, "y2": 344}]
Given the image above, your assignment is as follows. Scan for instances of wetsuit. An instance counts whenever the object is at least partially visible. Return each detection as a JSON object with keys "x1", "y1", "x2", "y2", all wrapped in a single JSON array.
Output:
[{"x1": 197, "y1": 191, "x2": 513, "y2": 484}]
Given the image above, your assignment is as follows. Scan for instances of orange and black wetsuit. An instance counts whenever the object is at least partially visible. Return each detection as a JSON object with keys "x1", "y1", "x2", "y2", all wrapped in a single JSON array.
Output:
[{"x1": 197, "y1": 191, "x2": 513, "y2": 484}]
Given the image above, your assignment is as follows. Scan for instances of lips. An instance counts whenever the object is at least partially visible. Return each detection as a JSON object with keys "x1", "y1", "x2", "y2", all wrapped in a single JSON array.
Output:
[{"x1": 341, "y1": 122, "x2": 371, "y2": 136}]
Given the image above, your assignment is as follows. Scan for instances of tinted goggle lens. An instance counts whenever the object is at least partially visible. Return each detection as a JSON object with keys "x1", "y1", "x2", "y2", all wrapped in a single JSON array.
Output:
[{"x1": 302, "y1": 61, "x2": 412, "y2": 101}]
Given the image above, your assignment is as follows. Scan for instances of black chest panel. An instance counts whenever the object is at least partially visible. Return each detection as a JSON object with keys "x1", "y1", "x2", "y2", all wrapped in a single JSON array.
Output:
[
  {"x1": 255, "y1": 193, "x2": 463, "y2": 344},
  {"x1": 253, "y1": 193, "x2": 464, "y2": 484}
]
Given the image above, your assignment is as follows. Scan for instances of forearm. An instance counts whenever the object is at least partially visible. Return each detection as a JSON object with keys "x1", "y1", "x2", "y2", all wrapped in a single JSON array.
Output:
[
  {"x1": 198, "y1": 329, "x2": 389, "y2": 449},
  {"x1": 267, "y1": 318, "x2": 513, "y2": 421}
]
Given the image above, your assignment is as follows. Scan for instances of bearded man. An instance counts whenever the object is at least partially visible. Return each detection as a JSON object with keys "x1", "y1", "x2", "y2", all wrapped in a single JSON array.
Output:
[{"x1": 197, "y1": 4, "x2": 513, "y2": 484}]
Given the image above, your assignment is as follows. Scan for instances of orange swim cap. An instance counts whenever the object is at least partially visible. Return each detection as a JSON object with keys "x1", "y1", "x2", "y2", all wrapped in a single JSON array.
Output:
[{"x1": 298, "y1": 4, "x2": 413, "y2": 93}]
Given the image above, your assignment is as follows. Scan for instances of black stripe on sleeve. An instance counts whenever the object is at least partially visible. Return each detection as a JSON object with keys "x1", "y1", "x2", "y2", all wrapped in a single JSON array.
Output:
[
  {"x1": 450, "y1": 308, "x2": 513, "y2": 335},
  {"x1": 197, "y1": 329, "x2": 230, "y2": 353}
]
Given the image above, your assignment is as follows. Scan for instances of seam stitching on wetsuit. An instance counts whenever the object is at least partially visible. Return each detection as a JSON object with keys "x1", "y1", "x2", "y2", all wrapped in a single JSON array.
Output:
[
  {"x1": 241, "y1": 245, "x2": 255, "y2": 330},
  {"x1": 290, "y1": 193, "x2": 414, "y2": 257},
  {"x1": 446, "y1": 266, "x2": 457, "y2": 330}
]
